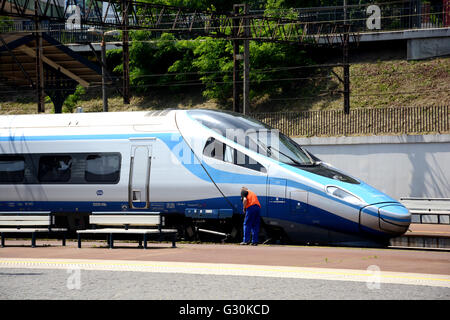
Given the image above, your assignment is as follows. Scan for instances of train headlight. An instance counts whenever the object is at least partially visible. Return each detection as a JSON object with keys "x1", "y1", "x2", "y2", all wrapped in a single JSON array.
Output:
[{"x1": 326, "y1": 186, "x2": 363, "y2": 206}]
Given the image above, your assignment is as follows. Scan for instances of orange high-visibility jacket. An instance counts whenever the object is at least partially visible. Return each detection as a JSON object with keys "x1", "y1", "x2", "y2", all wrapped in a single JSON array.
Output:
[{"x1": 245, "y1": 190, "x2": 261, "y2": 209}]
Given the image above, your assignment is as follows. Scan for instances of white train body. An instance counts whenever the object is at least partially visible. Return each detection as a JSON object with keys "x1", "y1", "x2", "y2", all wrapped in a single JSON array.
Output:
[{"x1": 0, "y1": 109, "x2": 410, "y2": 246}]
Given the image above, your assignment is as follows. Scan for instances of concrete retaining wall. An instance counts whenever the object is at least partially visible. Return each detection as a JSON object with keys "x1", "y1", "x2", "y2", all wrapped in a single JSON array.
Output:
[
  {"x1": 293, "y1": 134, "x2": 450, "y2": 201},
  {"x1": 407, "y1": 37, "x2": 450, "y2": 60}
]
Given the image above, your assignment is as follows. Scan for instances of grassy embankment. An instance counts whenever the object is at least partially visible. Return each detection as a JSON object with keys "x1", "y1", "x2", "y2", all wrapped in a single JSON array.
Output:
[{"x1": 0, "y1": 57, "x2": 449, "y2": 115}]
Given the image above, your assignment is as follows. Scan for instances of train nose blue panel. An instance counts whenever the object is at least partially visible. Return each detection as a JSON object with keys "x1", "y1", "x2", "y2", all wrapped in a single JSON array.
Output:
[{"x1": 378, "y1": 204, "x2": 411, "y2": 234}]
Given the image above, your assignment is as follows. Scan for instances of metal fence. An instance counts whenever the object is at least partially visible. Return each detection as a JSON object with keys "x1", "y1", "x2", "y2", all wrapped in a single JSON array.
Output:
[
  {"x1": 294, "y1": 1, "x2": 450, "y2": 32},
  {"x1": 251, "y1": 105, "x2": 450, "y2": 137},
  {"x1": 1, "y1": 1, "x2": 449, "y2": 45}
]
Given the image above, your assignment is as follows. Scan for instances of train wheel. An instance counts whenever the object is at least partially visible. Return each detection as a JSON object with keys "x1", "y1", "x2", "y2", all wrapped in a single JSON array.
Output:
[{"x1": 258, "y1": 222, "x2": 272, "y2": 244}]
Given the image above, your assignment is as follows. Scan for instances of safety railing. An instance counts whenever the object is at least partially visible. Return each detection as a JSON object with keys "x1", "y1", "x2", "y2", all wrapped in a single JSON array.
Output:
[
  {"x1": 251, "y1": 105, "x2": 450, "y2": 137},
  {"x1": 400, "y1": 198, "x2": 450, "y2": 224}
]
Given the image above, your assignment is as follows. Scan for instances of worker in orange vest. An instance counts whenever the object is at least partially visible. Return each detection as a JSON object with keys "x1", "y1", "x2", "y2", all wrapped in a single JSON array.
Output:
[{"x1": 240, "y1": 186, "x2": 261, "y2": 246}]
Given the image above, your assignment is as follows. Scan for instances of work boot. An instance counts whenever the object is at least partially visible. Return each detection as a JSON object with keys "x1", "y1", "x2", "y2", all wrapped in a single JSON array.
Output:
[{"x1": 240, "y1": 242, "x2": 250, "y2": 245}]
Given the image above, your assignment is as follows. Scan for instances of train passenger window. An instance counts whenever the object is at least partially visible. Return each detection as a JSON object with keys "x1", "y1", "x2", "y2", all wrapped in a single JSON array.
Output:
[
  {"x1": 85, "y1": 153, "x2": 121, "y2": 183},
  {"x1": 38, "y1": 155, "x2": 72, "y2": 183},
  {"x1": 203, "y1": 137, "x2": 266, "y2": 173},
  {"x1": 203, "y1": 137, "x2": 223, "y2": 160},
  {"x1": 0, "y1": 156, "x2": 25, "y2": 183}
]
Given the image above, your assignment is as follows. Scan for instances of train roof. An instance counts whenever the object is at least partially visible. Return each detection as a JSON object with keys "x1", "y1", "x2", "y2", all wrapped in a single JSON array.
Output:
[
  {"x1": 0, "y1": 109, "x2": 177, "y2": 129},
  {"x1": 0, "y1": 109, "x2": 273, "y2": 135},
  {"x1": 186, "y1": 109, "x2": 271, "y2": 134}
]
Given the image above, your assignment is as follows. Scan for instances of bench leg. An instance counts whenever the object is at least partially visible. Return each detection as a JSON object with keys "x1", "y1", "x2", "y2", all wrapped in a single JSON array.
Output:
[
  {"x1": 1, "y1": 233, "x2": 4, "y2": 248},
  {"x1": 172, "y1": 234, "x2": 177, "y2": 248},
  {"x1": 109, "y1": 233, "x2": 114, "y2": 249},
  {"x1": 138, "y1": 239, "x2": 142, "y2": 248},
  {"x1": 77, "y1": 234, "x2": 82, "y2": 248},
  {"x1": 62, "y1": 234, "x2": 66, "y2": 246},
  {"x1": 143, "y1": 234, "x2": 147, "y2": 250},
  {"x1": 31, "y1": 233, "x2": 36, "y2": 248}
]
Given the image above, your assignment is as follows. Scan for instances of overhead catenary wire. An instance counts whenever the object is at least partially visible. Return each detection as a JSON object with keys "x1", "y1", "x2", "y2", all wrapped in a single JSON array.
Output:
[
  {"x1": 0, "y1": 65, "x2": 445, "y2": 86},
  {"x1": 0, "y1": 82, "x2": 447, "y2": 97},
  {"x1": 1, "y1": 31, "x2": 443, "y2": 84}
]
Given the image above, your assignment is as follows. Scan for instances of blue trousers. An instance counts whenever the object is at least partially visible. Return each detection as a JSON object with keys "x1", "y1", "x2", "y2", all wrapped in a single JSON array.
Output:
[{"x1": 243, "y1": 205, "x2": 261, "y2": 244}]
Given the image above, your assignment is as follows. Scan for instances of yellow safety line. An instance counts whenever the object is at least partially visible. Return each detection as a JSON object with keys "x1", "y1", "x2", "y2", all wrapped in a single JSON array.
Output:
[{"x1": 1, "y1": 258, "x2": 449, "y2": 284}]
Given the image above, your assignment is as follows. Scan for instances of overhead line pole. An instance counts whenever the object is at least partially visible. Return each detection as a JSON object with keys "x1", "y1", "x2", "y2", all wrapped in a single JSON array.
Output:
[
  {"x1": 243, "y1": 4, "x2": 250, "y2": 115},
  {"x1": 34, "y1": 0, "x2": 45, "y2": 113},
  {"x1": 232, "y1": 4, "x2": 241, "y2": 113},
  {"x1": 122, "y1": 0, "x2": 130, "y2": 105},
  {"x1": 343, "y1": 0, "x2": 350, "y2": 115},
  {"x1": 233, "y1": 3, "x2": 250, "y2": 115},
  {"x1": 101, "y1": 33, "x2": 108, "y2": 112}
]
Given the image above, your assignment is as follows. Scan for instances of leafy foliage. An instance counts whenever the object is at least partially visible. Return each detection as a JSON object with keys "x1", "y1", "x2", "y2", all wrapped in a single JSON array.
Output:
[
  {"x1": 190, "y1": 38, "x2": 234, "y2": 101},
  {"x1": 104, "y1": 0, "x2": 325, "y2": 105},
  {"x1": 63, "y1": 85, "x2": 86, "y2": 113}
]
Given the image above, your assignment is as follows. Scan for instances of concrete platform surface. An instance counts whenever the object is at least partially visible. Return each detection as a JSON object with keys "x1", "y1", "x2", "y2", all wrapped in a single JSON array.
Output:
[
  {"x1": 0, "y1": 240, "x2": 449, "y2": 276},
  {"x1": 406, "y1": 224, "x2": 450, "y2": 237}
]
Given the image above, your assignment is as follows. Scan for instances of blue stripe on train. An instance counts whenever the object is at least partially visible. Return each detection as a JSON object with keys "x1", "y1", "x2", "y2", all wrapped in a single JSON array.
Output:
[
  {"x1": 0, "y1": 196, "x2": 386, "y2": 237},
  {"x1": 1, "y1": 131, "x2": 398, "y2": 210},
  {"x1": 1, "y1": 132, "x2": 396, "y2": 238}
]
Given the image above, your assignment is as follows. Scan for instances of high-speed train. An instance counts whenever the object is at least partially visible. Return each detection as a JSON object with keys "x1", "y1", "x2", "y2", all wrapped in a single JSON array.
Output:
[{"x1": 0, "y1": 109, "x2": 410, "y2": 247}]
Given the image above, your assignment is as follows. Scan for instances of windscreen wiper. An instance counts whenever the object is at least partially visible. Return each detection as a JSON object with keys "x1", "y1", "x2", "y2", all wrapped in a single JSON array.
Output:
[
  {"x1": 266, "y1": 145, "x2": 307, "y2": 167},
  {"x1": 299, "y1": 147, "x2": 317, "y2": 166},
  {"x1": 250, "y1": 136, "x2": 316, "y2": 167}
]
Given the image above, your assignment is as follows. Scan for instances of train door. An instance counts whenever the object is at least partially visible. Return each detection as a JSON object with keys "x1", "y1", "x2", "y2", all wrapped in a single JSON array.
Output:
[
  {"x1": 266, "y1": 177, "x2": 288, "y2": 217},
  {"x1": 129, "y1": 144, "x2": 152, "y2": 209}
]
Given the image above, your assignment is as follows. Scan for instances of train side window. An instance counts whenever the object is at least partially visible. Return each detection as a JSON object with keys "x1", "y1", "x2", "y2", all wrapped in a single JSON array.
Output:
[
  {"x1": 203, "y1": 137, "x2": 266, "y2": 173},
  {"x1": 203, "y1": 137, "x2": 224, "y2": 160},
  {"x1": 38, "y1": 155, "x2": 72, "y2": 183},
  {"x1": 85, "y1": 153, "x2": 121, "y2": 183},
  {"x1": 234, "y1": 148, "x2": 266, "y2": 173},
  {"x1": 0, "y1": 156, "x2": 25, "y2": 183}
]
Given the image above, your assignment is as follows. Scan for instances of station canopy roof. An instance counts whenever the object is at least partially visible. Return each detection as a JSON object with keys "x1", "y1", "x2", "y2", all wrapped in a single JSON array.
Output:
[{"x1": 0, "y1": 32, "x2": 102, "y2": 89}]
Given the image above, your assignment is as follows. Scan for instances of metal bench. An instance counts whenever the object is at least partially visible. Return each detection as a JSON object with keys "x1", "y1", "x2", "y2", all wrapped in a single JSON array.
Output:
[
  {"x1": 0, "y1": 212, "x2": 67, "y2": 248},
  {"x1": 400, "y1": 198, "x2": 450, "y2": 224},
  {"x1": 76, "y1": 212, "x2": 178, "y2": 249}
]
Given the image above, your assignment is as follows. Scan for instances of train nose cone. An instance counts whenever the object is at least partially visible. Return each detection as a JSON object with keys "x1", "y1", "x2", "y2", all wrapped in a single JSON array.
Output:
[{"x1": 378, "y1": 204, "x2": 411, "y2": 235}]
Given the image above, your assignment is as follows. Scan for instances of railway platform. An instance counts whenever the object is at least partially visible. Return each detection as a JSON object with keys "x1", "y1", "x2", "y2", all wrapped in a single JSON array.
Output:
[
  {"x1": 1, "y1": 223, "x2": 449, "y2": 297},
  {"x1": 0, "y1": 224, "x2": 449, "y2": 275},
  {"x1": 1, "y1": 235, "x2": 449, "y2": 301},
  {"x1": 0, "y1": 237, "x2": 449, "y2": 276}
]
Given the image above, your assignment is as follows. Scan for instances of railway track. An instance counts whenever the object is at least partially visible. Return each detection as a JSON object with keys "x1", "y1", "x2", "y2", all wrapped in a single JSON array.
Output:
[{"x1": 389, "y1": 224, "x2": 450, "y2": 251}]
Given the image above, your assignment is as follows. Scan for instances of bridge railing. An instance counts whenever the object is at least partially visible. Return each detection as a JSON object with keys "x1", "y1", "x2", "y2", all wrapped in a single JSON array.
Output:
[
  {"x1": 274, "y1": 1, "x2": 450, "y2": 32},
  {"x1": 0, "y1": 21, "x2": 105, "y2": 44},
  {"x1": 1, "y1": 1, "x2": 449, "y2": 45}
]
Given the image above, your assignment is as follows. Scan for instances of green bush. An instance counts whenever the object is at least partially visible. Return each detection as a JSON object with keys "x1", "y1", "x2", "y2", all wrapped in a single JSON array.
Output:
[{"x1": 63, "y1": 85, "x2": 86, "y2": 113}]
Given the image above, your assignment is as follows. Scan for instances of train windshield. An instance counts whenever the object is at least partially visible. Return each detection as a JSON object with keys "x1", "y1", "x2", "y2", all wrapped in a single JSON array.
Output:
[{"x1": 187, "y1": 109, "x2": 316, "y2": 166}]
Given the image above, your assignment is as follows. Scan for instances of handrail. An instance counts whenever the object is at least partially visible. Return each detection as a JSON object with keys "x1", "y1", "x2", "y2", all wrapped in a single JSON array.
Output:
[{"x1": 400, "y1": 198, "x2": 450, "y2": 224}]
